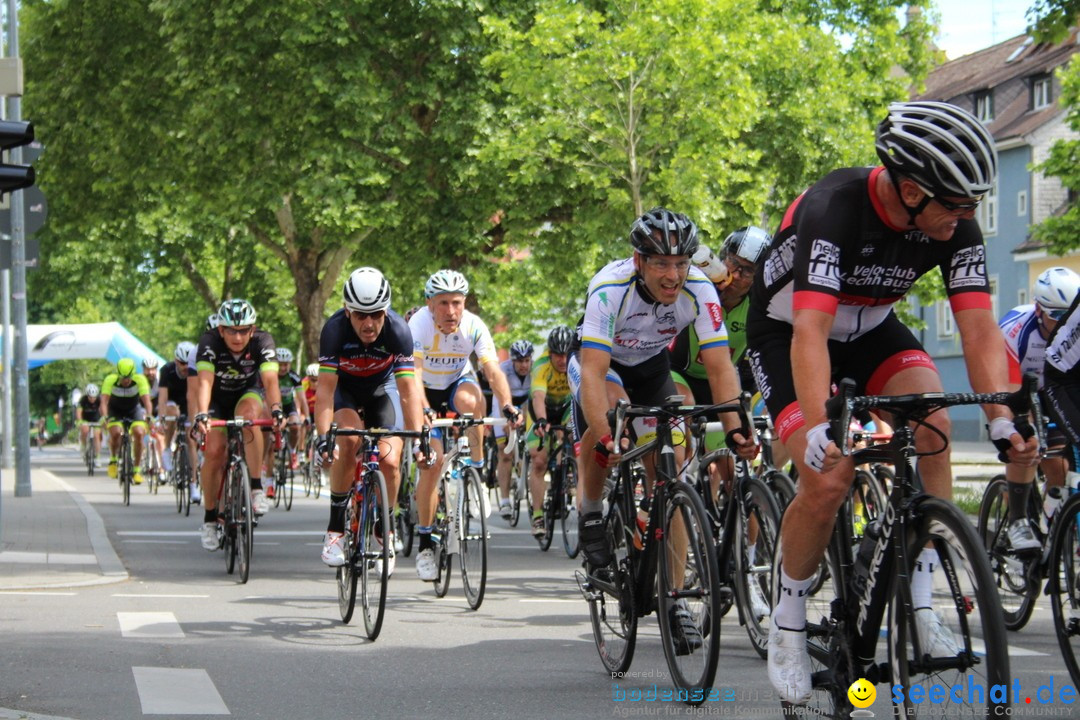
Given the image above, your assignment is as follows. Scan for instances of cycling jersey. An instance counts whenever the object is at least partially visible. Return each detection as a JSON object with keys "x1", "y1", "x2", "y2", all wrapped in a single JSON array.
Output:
[
  {"x1": 318, "y1": 308, "x2": 415, "y2": 388},
  {"x1": 278, "y1": 370, "x2": 303, "y2": 411},
  {"x1": 999, "y1": 304, "x2": 1049, "y2": 386},
  {"x1": 579, "y1": 257, "x2": 728, "y2": 367},
  {"x1": 159, "y1": 361, "x2": 191, "y2": 415},
  {"x1": 531, "y1": 349, "x2": 570, "y2": 406},
  {"x1": 301, "y1": 376, "x2": 317, "y2": 416},
  {"x1": 1042, "y1": 296, "x2": 1080, "y2": 444},
  {"x1": 78, "y1": 395, "x2": 102, "y2": 423},
  {"x1": 409, "y1": 307, "x2": 498, "y2": 390},
  {"x1": 500, "y1": 357, "x2": 531, "y2": 406},
  {"x1": 751, "y1": 166, "x2": 991, "y2": 343},
  {"x1": 101, "y1": 372, "x2": 152, "y2": 416},
  {"x1": 194, "y1": 329, "x2": 278, "y2": 396}
]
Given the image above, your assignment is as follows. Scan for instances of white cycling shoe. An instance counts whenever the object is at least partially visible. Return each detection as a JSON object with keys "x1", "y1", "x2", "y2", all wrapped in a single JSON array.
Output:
[{"x1": 767, "y1": 625, "x2": 813, "y2": 705}]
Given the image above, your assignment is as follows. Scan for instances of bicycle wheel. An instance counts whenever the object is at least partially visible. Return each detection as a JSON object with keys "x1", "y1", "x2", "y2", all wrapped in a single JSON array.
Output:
[
  {"x1": 122, "y1": 436, "x2": 132, "y2": 507},
  {"x1": 176, "y1": 449, "x2": 192, "y2": 517},
  {"x1": 761, "y1": 468, "x2": 796, "y2": 511},
  {"x1": 560, "y1": 459, "x2": 580, "y2": 559},
  {"x1": 656, "y1": 479, "x2": 722, "y2": 703},
  {"x1": 537, "y1": 481, "x2": 555, "y2": 552},
  {"x1": 459, "y1": 466, "x2": 488, "y2": 610},
  {"x1": 284, "y1": 461, "x2": 295, "y2": 511},
  {"x1": 337, "y1": 489, "x2": 359, "y2": 624},
  {"x1": 361, "y1": 470, "x2": 391, "y2": 639},
  {"x1": 800, "y1": 540, "x2": 853, "y2": 718},
  {"x1": 851, "y1": 468, "x2": 887, "y2": 546},
  {"x1": 223, "y1": 467, "x2": 237, "y2": 575},
  {"x1": 732, "y1": 475, "x2": 781, "y2": 660},
  {"x1": 433, "y1": 485, "x2": 451, "y2": 598},
  {"x1": 889, "y1": 497, "x2": 1010, "y2": 718},
  {"x1": 584, "y1": 486, "x2": 637, "y2": 675},
  {"x1": 977, "y1": 473, "x2": 1039, "y2": 630},
  {"x1": 232, "y1": 462, "x2": 253, "y2": 584},
  {"x1": 1049, "y1": 493, "x2": 1080, "y2": 689},
  {"x1": 273, "y1": 449, "x2": 285, "y2": 508},
  {"x1": 303, "y1": 460, "x2": 313, "y2": 496}
]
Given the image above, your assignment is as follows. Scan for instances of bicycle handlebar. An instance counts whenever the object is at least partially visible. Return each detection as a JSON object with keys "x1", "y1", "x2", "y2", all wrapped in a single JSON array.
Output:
[
  {"x1": 428, "y1": 415, "x2": 517, "y2": 454},
  {"x1": 326, "y1": 423, "x2": 432, "y2": 460},
  {"x1": 606, "y1": 393, "x2": 757, "y2": 449}
]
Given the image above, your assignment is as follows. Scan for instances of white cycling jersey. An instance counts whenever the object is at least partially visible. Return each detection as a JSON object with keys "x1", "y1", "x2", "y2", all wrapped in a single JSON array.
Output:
[
  {"x1": 579, "y1": 257, "x2": 729, "y2": 367},
  {"x1": 409, "y1": 306, "x2": 498, "y2": 390},
  {"x1": 999, "y1": 304, "x2": 1049, "y2": 387}
]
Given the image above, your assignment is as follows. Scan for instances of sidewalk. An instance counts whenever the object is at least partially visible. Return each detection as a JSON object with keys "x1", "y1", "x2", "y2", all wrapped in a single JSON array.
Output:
[{"x1": 0, "y1": 467, "x2": 128, "y2": 591}]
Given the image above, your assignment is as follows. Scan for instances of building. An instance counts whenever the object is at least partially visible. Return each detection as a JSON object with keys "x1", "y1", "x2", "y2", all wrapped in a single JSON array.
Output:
[{"x1": 913, "y1": 30, "x2": 1079, "y2": 440}]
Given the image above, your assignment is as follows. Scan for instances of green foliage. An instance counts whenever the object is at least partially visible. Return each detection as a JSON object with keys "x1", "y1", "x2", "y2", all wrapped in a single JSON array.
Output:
[
  {"x1": 1031, "y1": 59, "x2": 1080, "y2": 255},
  {"x1": 1027, "y1": 0, "x2": 1080, "y2": 42}
]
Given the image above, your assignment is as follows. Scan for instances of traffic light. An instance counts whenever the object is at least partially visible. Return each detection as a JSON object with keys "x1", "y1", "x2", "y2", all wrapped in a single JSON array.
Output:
[{"x1": 0, "y1": 120, "x2": 35, "y2": 195}]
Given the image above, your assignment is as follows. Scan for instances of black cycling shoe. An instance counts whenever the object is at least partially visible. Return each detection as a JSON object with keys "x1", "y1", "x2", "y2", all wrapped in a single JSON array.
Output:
[
  {"x1": 669, "y1": 599, "x2": 704, "y2": 656},
  {"x1": 579, "y1": 511, "x2": 612, "y2": 568}
]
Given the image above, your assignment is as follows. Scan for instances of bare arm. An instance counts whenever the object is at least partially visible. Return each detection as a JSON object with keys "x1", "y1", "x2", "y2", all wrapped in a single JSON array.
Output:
[{"x1": 315, "y1": 373, "x2": 337, "y2": 436}]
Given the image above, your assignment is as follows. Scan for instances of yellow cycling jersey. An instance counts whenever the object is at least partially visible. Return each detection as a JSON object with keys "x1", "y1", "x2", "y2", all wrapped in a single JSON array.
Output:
[{"x1": 531, "y1": 350, "x2": 570, "y2": 406}]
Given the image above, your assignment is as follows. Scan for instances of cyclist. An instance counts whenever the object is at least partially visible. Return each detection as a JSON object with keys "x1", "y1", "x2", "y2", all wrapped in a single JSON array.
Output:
[
  {"x1": 160, "y1": 341, "x2": 200, "y2": 504},
  {"x1": 998, "y1": 267, "x2": 1080, "y2": 548},
  {"x1": 76, "y1": 383, "x2": 104, "y2": 464},
  {"x1": 408, "y1": 269, "x2": 521, "y2": 581},
  {"x1": 526, "y1": 325, "x2": 574, "y2": 536},
  {"x1": 101, "y1": 358, "x2": 154, "y2": 484},
  {"x1": 142, "y1": 356, "x2": 165, "y2": 484},
  {"x1": 315, "y1": 268, "x2": 427, "y2": 574},
  {"x1": 192, "y1": 299, "x2": 284, "y2": 552},
  {"x1": 573, "y1": 207, "x2": 756, "y2": 651},
  {"x1": 273, "y1": 348, "x2": 308, "y2": 475},
  {"x1": 495, "y1": 339, "x2": 534, "y2": 520},
  {"x1": 745, "y1": 101, "x2": 1039, "y2": 704}
]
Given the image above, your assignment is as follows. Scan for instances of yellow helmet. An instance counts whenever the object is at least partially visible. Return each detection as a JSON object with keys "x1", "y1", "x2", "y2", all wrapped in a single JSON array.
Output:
[{"x1": 116, "y1": 358, "x2": 137, "y2": 378}]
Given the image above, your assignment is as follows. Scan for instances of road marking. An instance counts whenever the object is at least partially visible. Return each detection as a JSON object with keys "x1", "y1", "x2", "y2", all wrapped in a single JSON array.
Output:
[
  {"x1": 118, "y1": 612, "x2": 185, "y2": 639},
  {"x1": 0, "y1": 591, "x2": 77, "y2": 596},
  {"x1": 121, "y1": 540, "x2": 187, "y2": 545},
  {"x1": 0, "y1": 550, "x2": 96, "y2": 565},
  {"x1": 113, "y1": 594, "x2": 209, "y2": 599},
  {"x1": 519, "y1": 598, "x2": 580, "y2": 603},
  {"x1": 117, "y1": 530, "x2": 323, "y2": 537},
  {"x1": 132, "y1": 667, "x2": 229, "y2": 715}
]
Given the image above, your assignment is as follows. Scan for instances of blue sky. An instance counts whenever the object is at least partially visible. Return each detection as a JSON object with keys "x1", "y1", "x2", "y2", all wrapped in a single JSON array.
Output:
[{"x1": 933, "y1": 0, "x2": 1033, "y2": 59}]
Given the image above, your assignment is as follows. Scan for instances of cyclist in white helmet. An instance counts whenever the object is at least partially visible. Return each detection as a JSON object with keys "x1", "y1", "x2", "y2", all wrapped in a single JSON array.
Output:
[
  {"x1": 408, "y1": 269, "x2": 521, "y2": 581},
  {"x1": 159, "y1": 341, "x2": 201, "y2": 503},
  {"x1": 998, "y1": 266, "x2": 1080, "y2": 547}
]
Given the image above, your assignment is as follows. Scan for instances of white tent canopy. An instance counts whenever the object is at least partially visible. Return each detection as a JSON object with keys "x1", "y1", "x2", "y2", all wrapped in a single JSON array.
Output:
[{"x1": 20, "y1": 322, "x2": 167, "y2": 370}]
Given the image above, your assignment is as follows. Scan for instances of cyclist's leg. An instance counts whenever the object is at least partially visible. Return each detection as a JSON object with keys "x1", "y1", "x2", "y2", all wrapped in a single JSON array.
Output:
[
  {"x1": 201, "y1": 427, "x2": 228, "y2": 517},
  {"x1": 449, "y1": 379, "x2": 485, "y2": 465},
  {"x1": 494, "y1": 428, "x2": 512, "y2": 508},
  {"x1": 235, "y1": 392, "x2": 268, "y2": 491}
]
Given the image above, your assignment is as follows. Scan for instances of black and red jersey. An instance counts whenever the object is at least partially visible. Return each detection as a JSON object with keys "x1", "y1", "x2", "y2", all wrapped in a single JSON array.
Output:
[
  {"x1": 751, "y1": 166, "x2": 991, "y2": 342},
  {"x1": 318, "y1": 309, "x2": 415, "y2": 392}
]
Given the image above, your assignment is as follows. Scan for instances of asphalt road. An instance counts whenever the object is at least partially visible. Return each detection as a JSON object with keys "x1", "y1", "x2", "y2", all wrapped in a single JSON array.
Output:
[{"x1": 1, "y1": 448, "x2": 1076, "y2": 719}]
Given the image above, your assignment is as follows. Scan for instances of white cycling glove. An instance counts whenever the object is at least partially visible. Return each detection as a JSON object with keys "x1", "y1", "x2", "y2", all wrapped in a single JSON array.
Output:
[{"x1": 804, "y1": 422, "x2": 833, "y2": 472}]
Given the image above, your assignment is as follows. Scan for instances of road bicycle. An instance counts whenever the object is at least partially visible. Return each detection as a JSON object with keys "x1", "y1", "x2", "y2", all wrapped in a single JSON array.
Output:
[
  {"x1": 793, "y1": 376, "x2": 1040, "y2": 717},
  {"x1": 428, "y1": 415, "x2": 513, "y2": 610},
  {"x1": 205, "y1": 418, "x2": 280, "y2": 584},
  {"x1": 81, "y1": 421, "x2": 101, "y2": 476},
  {"x1": 396, "y1": 442, "x2": 419, "y2": 557},
  {"x1": 535, "y1": 422, "x2": 579, "y2": 557},
  {"x1": 327, "y1": 424, "x2": 429, "y2": 639},
  {"x1": 272, "y1": 434, "x2": 295, "y2": 511},
  {"x1": 687, "y1": 401, "x2": 780, "y2": 659},
  {"x1": 1046, "y1": 447, "x2": 1080, "y2": 690},
  {"x1": 165, "y1": 415, "x2": 194, "y2": 516},
  {"x1": 576, "y1": 398, "x2": 749, "y2": 704},
  {"x1": 112, "y1": 419, "x2": 138, "y2": 507},
  {"x1": 749, "y1": 414, "x2": 797, "y2": 511},
  {"x1": 506, "y1": 428, "x2": 530, "y2": 529},
  {"x1": 142, "y1": 428, "x2": 164, "y2": 494}
]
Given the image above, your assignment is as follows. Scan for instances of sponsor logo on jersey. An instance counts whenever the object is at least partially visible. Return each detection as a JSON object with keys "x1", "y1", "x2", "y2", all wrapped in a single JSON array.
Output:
[
  {"x1": 705, "y1": 302, "x2": 723, "y2": 330},
  {"x1": 763, "y1": 235, "x2": 797, "y2": 287},
  {"x1": 844, "y1": 265, "x2": 917, "y2": 289},
  {"x1": 861, "y1": 244, "x2": 875, "y2": 256},
  {"x1": 807, "y1": 238, "x2": 840, "y2": 291},
  {"x1": 658, "y1": 327, "x2": 678, "y2": 336},
  {"x1": 948, "y1": 246, "x2": 986, "y2": 289}
]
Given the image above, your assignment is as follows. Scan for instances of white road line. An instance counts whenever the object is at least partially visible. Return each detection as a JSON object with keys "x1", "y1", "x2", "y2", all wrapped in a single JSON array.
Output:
[
  {"x1": 117, "y1": 612, "x2": 185, "y2": 639},
  {"x1": 117, "y1": 530, "x2": 323, "y2": 537},
  {"x1": 132, "y1": 667, "x2": 229, "y2": 715},
  {"x1": 0, "y1": 591, "x2": 77, "y2": 596},
  {"x1": 113, "y1": 594, "x2": 209, "y2": 599},
  {"x1": 519, "y1": 598, "x2": 580, "y2": 603},
  {"x1": 121, "y1": 540, "x2": 187, "y2": 545}
]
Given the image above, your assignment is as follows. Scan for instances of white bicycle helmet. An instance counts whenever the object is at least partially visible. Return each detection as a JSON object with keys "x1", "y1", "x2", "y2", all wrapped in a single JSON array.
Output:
[
  {"x1": 343, "y1": 267, "x2": 392, "y2": 313},
  {"x1": 721, "y1": 226, "x2": 772, "y2": 265},
  {"x1": 85, "y1": 383, "x2": 100, "y2": 397},
  {"x1": 1034, "y1": 267, "x2": 1080, "y2": 313},
  {"x1": 142, "y1": 356, "x2": 159, "y2": 371},
  {"x1": 217, "y1": 299, "x2": 257, "y2": 327},
  {"x1": 305, "y1": 363, "x2": 320, "y2": 378},
  {"x1": 206, "y1": 314, "x2": 220, "y2": 331},
  {"x1": 424, "y1": 269, "x2": 469, "y2": 298},
  {"x1": 276, "y1": 347, "x2": 294, "y2": 363},
  {"x1": 174, "y1": 341, "x2": 196, "y2": 363}
]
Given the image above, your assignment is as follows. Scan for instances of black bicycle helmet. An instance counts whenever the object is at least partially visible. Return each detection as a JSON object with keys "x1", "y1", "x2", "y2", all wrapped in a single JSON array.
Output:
[
  {"x1": 547, "y1": 325, "x2": 574, "y2": 355},
  {"x1": 629, "y1": 207, "x2": 700, "y2": 256}
]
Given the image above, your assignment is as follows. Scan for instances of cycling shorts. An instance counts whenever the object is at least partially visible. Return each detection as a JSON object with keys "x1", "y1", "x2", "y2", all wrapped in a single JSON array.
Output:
[{"x1": 334, "y1": 382, "x2": 399, "y2": 431}]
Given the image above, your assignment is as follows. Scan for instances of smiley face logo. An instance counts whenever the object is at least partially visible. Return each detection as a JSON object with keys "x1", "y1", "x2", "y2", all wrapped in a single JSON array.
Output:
[{"x1": 848, "y1": 678, "x2": 876, "y2": 708}]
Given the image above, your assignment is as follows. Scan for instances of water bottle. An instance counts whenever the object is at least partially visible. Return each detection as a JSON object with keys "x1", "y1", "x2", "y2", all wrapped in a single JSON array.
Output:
[
  {"x1": 1068, "y1": 471, "x2": 1080, "y2": 496},
  {"x1": 691, "y1": 245, "x2": 730, "y2": 286}
]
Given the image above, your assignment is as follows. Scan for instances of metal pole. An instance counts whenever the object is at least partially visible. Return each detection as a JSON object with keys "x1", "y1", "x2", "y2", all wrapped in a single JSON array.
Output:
[
  {"x1": 1, "y1": 268, "x2": 11, "y2": 470},
  {"x1": 6, "y1": 0, "x2": 28, "y2": 496}
]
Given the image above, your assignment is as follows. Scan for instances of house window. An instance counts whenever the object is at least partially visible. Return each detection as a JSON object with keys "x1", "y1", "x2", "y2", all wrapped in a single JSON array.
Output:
[
  {"x1": 1018, "y1": 288, "x2": 1029, "y2": 306},
  {"x1": 937, "y1": 300, "x2": 954, "y2": 338},
  {"x1": 976, "y1": 92, "x2": 994, "y2": 122},
  {"x1": 1018, "y1": 190, "x2": 1028, "y2": 217},
  {"x1": 978, "y1": 181, "x2": 998, "y2": 234},
  {"x1": 1033, "y1": 76, "x2": 1053, "y2": 109},
  {"x1": 989, "y1": 275, "x2": 999, "y2": 320}
]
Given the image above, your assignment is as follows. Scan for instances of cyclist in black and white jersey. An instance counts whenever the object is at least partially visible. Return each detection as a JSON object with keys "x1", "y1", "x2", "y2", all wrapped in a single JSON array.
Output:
[
  {"x1": 495, "y1": 339, "x2": 534, "y2": 520},
  {"x1": 192, "y1": 300, "x2": 284, "y2": 551},
  {"x1": 745, "y1": 101, "x2": 1039, "y2": 704},
  {"x1": 160, "y1": 341, "x2": 200, "y2": 503}
]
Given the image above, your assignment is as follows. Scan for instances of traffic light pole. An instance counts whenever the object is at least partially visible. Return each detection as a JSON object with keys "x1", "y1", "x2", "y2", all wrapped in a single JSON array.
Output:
[{"x1": 6, "y1": 0, "x2": 29, "y2": 496}]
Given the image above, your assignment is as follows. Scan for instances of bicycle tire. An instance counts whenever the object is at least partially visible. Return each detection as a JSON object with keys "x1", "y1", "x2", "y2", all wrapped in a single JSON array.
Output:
[
  {"x1": 223, "y1": 464, "x2": 237, "y2": 575},
  {"x1": 122, "y1": 434, "x2": 132, "y2": 507},
  {"x1": 177, "y1": 447, "x2": 192, "y2": 517},
  {"x1": 361, "y1": 469, "x2": 391, "y2": 639},
  {"x1": 397, "y1": 461, "x2": 417, "y2": 557},
  {"x1": 762, "y1": 468, "x2": 796, "y2": 511},
  {"x1": 509, "y1": 474, "x2": 522, "y2": 527},
  {"x1": 284, "y1": 461, "x2": 295, "y2": 511},
  {"x1": 732, "y1": 475, "x2": 781, "y2": 660},
  {"x1": 459, "y1": 466, "x2": 488, "y2": 610},
  {"x1": 889, "y1": 497, "x2": 1010, "y2": 718},
  {"x1": 656, "y1": 479, "x2": 722, "y2": 703},
  {"x1": 537, "y1": 480, "x2": 555, "y2": 552},
  {"x1": 433, "y1": 483, "x2": 451, "y2": 598},
  {"x1": 274, "y1": 449, "x2": 285, "y2": 508},
  {"x1": 977, "y1": 473, "x2": 1039, "y2": 631},
  {"x1": 800, "y1": 539, "x2": 853, "y2": 718},
  {"x1": 337, "y1": 491, "x2": 358, "y2": 623},
  {"x1": 586, "y1": 486, "x2": 637, "y2": 675},
  {"x1": 233, "y1": 461, "x2": 253, "y2": 584},
  {"x1": 560, "y1": 459, "x2": 580, "y2": 559},
  {"x1": 303, "y1": 460, "x2": 313, "y2": 496},
  {"x1": 1048, "y1": 492, "x2": 1080, "y2": 689}
]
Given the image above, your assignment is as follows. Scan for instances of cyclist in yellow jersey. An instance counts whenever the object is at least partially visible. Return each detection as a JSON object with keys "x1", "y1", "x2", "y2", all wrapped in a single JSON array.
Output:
[
  {"x1": 526, "y1": 326, "x2": 574, "y2": 535},
  {"x1": 101, "y1": 358, "x2": 154, "y2": 483}
]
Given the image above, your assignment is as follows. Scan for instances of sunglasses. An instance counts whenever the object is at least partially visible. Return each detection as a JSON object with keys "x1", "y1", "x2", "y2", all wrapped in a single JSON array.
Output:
[
  {"x1": 642, "y1": 256, "x2": 692, "y2": 273},
  {"x1": 915, "y1": 182, "x2": 982, "y2": 213},
  {"x1": 222, "y1": 326, "x2": 254, "y2": 336},
  {"x1": 349, "y1": 309, "x2": 386, "y2": 319}
]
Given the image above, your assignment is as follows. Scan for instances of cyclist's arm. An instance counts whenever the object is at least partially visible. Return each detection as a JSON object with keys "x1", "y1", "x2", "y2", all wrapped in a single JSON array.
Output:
[
  {"x1": 579, "y1": 347, "x2": 614, "y2": 441},
  {"x1": 531, "y1": 387, "x2": 548, "y2": 423},
  {"x1": 791, "y1": 307, "x2": 836, "y2": 430},
  {"x1": 315, "y1": 371, "x2": 337, "y2": 437},
  {"x1": 261, "y1": 367, "x2": 282, "y2": 415},
  {"x1": 76, "y1": 406, "x2": 84, "y2": 423},
  {"x1": 100, "y1": 394, "x2": 110, "y2": 419},
  {"x1": 157, "y1": 385, "x2": 170, "y2": 416},
  {"x1": 698, "y1": 345, "x2": 752, "y2": 451},
  {"x1": 481, "y1": 358, "x2": 515, "y2": 414},
  {"x1": 194, "y1": 368, "x2": 214, "y2": 417},
  {"x1": 295, "y1": 386, "x2": 309, "y2": 416},
  {"x1": 396, "y1": 372, "x2": 425, "y2": 433}
]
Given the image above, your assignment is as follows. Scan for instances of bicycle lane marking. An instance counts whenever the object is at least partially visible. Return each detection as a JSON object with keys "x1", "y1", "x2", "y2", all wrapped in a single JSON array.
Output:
[{"x1": 132, "y1": 667, "x2": 229, "y2": 715}]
